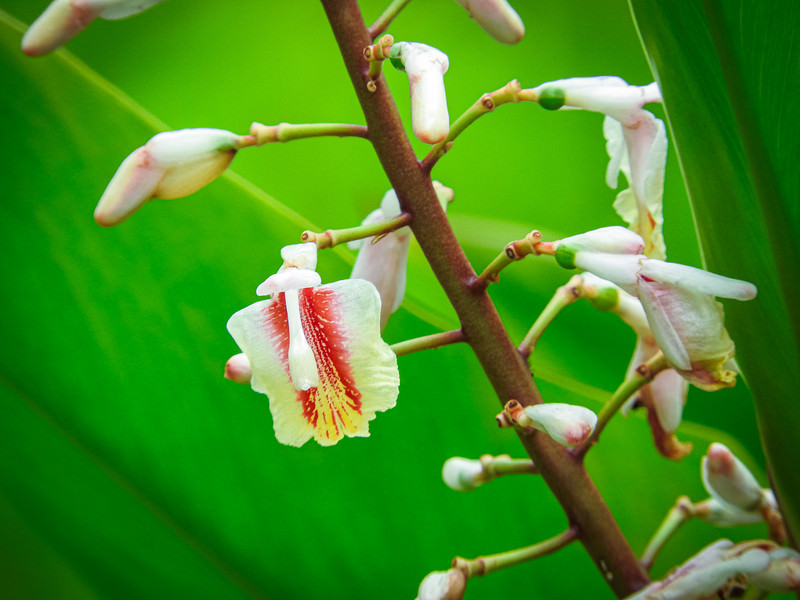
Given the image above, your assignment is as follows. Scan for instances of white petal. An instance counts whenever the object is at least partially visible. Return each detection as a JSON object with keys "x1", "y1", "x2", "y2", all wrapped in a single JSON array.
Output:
[
  {"x1": 640, "y1": 260, "x2": 757, "y2": 300},
  {"x1": 638, "y1": 278, "x2": 693, "y2": 370},
  {"x1": 560, "y1": 226, "x2": 645, "y2": 254},
  {"x1": 603, "y1": 115, "x2": 626, "y2": 189},
  {"x1": 649, "y1": 369, "x2": 688, "y2": 433},
  {"x1": 574, "y1": 252, "x2": 643, "y2": 295},
  {"x1": 99, "y1": 0, "x2": 164, "y2": 20},
  {"x1": 147, "y1": 128, "x2": 240, "y2": 166},
  {"x1": 279, "y1": 242, "x2": 318, "y2": 271},
  {"x1": 256, "y1": 268, "x2": 321, "y2": 296},
  {"x1": 452, "y1": 0, "x2": 525, "y2": 44},
  {"x1": 284, "y1": 289, "x2": 319, "y2": 391}
]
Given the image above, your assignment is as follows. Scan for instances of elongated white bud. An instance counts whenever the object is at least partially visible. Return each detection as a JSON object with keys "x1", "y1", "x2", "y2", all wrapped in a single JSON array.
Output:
[
  {"x1": 518, "y1": 403, "x2": 597, "y2": 448},
  {"x1": 452, "y1": 0, "x2": 525, "y2": 44},
  {"x1": 94, "y1": 128, "x2": 248, "y2": 227},
  {"x1": 749, "y1": 547, "x2": 800, "y2": 593},
  {"x1": 702, "y1": 443, "x2": 765, "y2": 512},
  {"x1": 22, "y1": 0, "x2": 165, "y2": 57}
]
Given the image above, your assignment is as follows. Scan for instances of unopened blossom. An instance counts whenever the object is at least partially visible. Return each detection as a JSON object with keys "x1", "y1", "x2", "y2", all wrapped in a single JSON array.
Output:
[
  {"x1": 224, "y1": 352, "x2": 252, "y2": 385},
  {"x1": 94, "y1": 128, "x2": 252, "y2": 227},
  {"x1": 518, "y1": 403, "x2": 597, "y2": 448},
  {"x1": 557, "y1": 233, "x2": 757, "y2": 390},
  {"x1": 581, "y1": 273, "x2": 689, "y2": 459},
  {"x1": 226, "y1": 243, "x2": 399, "y2": 447},
  {"x1": 350, "y1": 182, "x2": 453, "y2": 329},
  {"x1": 532, "y1": 76, "x2": 666, "y2": 258},
  {"x1": 390, "y1": 42, "x2": 450, "y2": 144},
  {"x1": 442, "y1": 457, "x2": 485, "y2": 492},
  {"x1": 702, "y1": 443, "x2": 769, "y2": 513},
  {"x1": 748, "y1": 546, "x2": 800, "y2": 593},
  {"x1": 416, "y1": 569, "x2": 467, "y2": 600},
  {"x1": 451, "y1": 0, "x2": 525, "y2": 44},
  {"x1": 22, "y1": 0, "x2": 165, "y2": 56},
  {"x1": 627, "y1": 539, "x2": 770, "y2": 600}
]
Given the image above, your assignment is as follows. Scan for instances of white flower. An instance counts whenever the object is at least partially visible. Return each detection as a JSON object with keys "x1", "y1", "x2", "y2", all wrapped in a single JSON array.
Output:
[
  {"x1": 749, "y1": 546, "x2": 800, "y2": 593},
  {"x1": 95, "y1": 128, "x2": 250, "y2": 227},
  {"x1": 451, "y1": 0, "x2": 525, "y2": 45},
  {"x1": 390, "y1": 42, "x2": 450, "y2": 144},
  {"x1": 518, "y1": 403, "x2": 597, "y2": 448},
  {"x1": 227, "y1": 243, "x2": 399, "y2": 447},
  {"x1": 22, "y1": 0, "x2": 165, "y2": 56}
]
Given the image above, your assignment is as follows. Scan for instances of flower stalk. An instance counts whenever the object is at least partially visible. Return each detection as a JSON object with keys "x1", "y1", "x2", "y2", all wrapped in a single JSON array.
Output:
[
  {"x1": 249, "y1": 122, "x2": 369, "y2": 144},
  {"x1": 473, "y1": 230, "x2": 544, "y2": 289},
  {"x1": 519, "y1": 275, "x2": 585, "y2": 359},
  {"x1": 390, "y1": 330, "x2": 465, "y2": 357},
  {"x1": 367, "y1": 0, "x2": 412, "y2": 39},
  {"x1": 301, "y1": 212, "x2": 411, "y2": 249},
  {"x1": 640, "y1": 496, "x2": 695, "y2": 571}
]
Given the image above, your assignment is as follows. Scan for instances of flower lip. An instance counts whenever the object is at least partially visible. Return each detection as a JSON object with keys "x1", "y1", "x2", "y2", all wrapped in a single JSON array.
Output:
[
  {"x1": 256, "y1": 269, "x2": 321, "y2": 297},
  {"x1": 639, "y1": 260, "x2": 757, "y2": 300}
]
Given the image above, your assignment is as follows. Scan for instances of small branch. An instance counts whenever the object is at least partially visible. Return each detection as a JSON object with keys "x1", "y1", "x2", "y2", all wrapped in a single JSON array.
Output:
[
  {"x1": 640, "y1": 496, "x2": 695, "y2": 572},
  {"x1": 367, "y1": 0, "x2": 412, "y2": 39},
  {"x1": 576, "y1": 352, "x2": 669, "y2": 459},
  {"x1": 422, "y1": 79, "x2": 523, "y2": 172},
  {"x1": 472, "y1": 230, "x2": 543, "y2": 290},
  {"x1": 249, "y1": 122, "x2": 369, "y2": 145},
  {"x1": 518, "y1": 275, "x2": 585, "y2": 360},
  {"x1": 390, "y1": 330, "x2": 465, "y2": 357},
  {"x1": 301, "y1": 212, "x2": 411, "y2": 249},
  {"x1": 480, "y1": 453, "x2": 538, "y2": 479},
  {"x1": 452, "y1": 527, "x2": 579, "y2": 578}
]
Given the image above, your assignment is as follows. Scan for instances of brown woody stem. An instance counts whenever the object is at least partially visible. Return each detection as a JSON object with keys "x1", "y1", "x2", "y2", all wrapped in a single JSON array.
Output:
[{"x1": 319, "y1": 1, "x2": 649, "y2": 596}]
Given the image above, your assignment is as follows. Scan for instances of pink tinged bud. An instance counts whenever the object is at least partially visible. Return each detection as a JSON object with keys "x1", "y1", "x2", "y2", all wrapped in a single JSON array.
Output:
[
  {"x1": 452, "y1": 0, "x2": 525, "y2": 44},
  {"x1": 748, "y1": 547, "x2": 800, "y2": 593},
  {"x1": 629, "y1": 539, "x2": 771, "y2": 600},
  {"x1": 392, "y1": 42, "x2": 450, "y2": 144},
  {"x1": 702, "y1": 443, "x2": 765, "y2": 512},
  {"x1": 416, "y1": 569, "x2": 467, "y2": 600},
  {"x1": 224, "y1": 353, "x2": 252, "y2": 384},
  {"x1": 518, "y1": 403, "x2": 597, "y2": 448},
  {"x1": 94, "y1": 128, "x2": 244, "y2": 227},
  {"x1": 442, "y1": 457, "x2": 484, "y2": 492},
  {"x1": 22, "y1": 0, "x2": 164, "y2": 56}
]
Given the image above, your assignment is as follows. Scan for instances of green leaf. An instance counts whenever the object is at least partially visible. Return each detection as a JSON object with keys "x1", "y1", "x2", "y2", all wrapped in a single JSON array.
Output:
[{"x1": 630, "y1": 0, "x2": 800, "y2": 542}]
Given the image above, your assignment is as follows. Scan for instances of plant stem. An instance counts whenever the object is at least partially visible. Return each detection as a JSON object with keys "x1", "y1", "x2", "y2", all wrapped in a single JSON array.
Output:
[
  {"x1": 473, "y1": 230, "x2": 543, "y2": 290},
  {"x1": 422, "y1": 79, "x2": 523, "y2": 171},
  {"x1": 577, "y1": 352, "x2": 668, "y2": 459},
  {"x1": 320, "y1": 1, "x2": 649, "y2": 595},
  {"x1": 249, "y1": 122, "x2": 369, "y2": 144},
  {"x1": 452, "y1": 527, "x2": 578, "y2": 578},
  {"x1": 390, "y1": 330, "x2": 465, "y2": 357},
  {"x1": 367, "y1": 0, "x2": 412, "y2": 39},
  {"x1": 481, "y1": 454, "x2": 538, "y2": 478},
  {"x1": 301, "y1": 212, "x2": 411, "y2": 249},
  {"x1": 519, "y1": 275, "x2": 585, "y2": 360},
  {"x1": 640, "y1": 496, "x2": 694, "y2": 571}
]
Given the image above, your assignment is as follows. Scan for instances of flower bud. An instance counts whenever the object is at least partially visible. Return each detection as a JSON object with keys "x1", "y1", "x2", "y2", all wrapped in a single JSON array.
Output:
[
  {"x1": 702, "y1": 443, "x2": 765, "y2": 512},
  {"x1": 442, "y1": 457, "x2": 485, "y2": 492},
  {"x1": 390, "y1": 42, "x2": 450, "y2": 144},
  {"x1": 94, "y1": 128, "x2": 247, "y2": 227},
  {"x1": 22, "y1": 0, "x2": 165, "y2": 57},
  {"x1": 557, "y1": 226, "x2": 646, "y2": 257},
  {"x1": 749, "y1": 547, "x2": 800, "y2": 593},
  {"x1": 451, "y1": 0, "x2": 525, "y2": 45},
  {"x1": 518, "y1": 403, "x2": 597, "y2": 448},
  {"x1": 416, "y1": 569, "x2": 467, "y2": 600},
  {"x1": 224, "y1": 353, "x2": 252, "y2": 384}
]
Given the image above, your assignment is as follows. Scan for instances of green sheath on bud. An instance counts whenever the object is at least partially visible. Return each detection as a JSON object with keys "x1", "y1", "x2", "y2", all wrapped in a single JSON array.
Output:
[
  {"x1": 538, "y1": 87, "x2": 566, "y2": 111},
  {"x1": 555, "y1": 245, "x2": 577, "y2": 269},
  {"x1": 388, "y1": 46, "x2": 405, "y2": 72},
  {"x1": 587, "y1": 287, "x2": 619, "y2": 312}
]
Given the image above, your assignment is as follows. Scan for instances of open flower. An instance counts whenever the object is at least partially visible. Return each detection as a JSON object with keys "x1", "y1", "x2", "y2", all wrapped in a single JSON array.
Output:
[
  {"x1": 581, "y1": 272, "x2": 690, "y2": 460},
  {"x1": 94, "y1": 128, "x2": 252, "y2": 227},
  {"x1": 350, "y1": 181, "x2": 453, "y2": 329},
  {"x1": 451, "y1": 0, "x2": 525, "y2": 45},
  {"x1": 532, "y1": 77, "x2": 666, "y2": 258},
  {"x1": 390, "y1": 42, "x2": 450, "y2": 144},
  {"x1": 22, "y1": 0, "x2": 165, "y2": 56},
  {"x1": 226, "y1": 243, "x2": 399, "y2": 447},
  {"x1": 557, "y1": 233, "x2": 757, "y2": 390}
]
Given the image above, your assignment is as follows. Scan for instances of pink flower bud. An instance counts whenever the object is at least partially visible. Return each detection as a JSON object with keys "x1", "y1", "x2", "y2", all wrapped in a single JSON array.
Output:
[
  {"x1": 702, "y1": 443, "x2": 765, "y2": 512},
  {"x1": 22, "y1": 0, "x2": 165, "y2": 57},
  {"x1": 416, "y1": 569, "x2": 467, "y2": 600},
  {"x1": 224, "y1": 353, "x2": 252, "y2": 384},
  {"x1": 518, "y1": 403, "x2": 597, "y2": 448},
  {"x1": 452, "y1": 0, "x2": 525, "y2": 45},
  {"x1": 391, "y1": 42, "x2": 450, "y2": 144},
  {"x1": 94, "y1": 128, "x2": 247, "y2": 227}
]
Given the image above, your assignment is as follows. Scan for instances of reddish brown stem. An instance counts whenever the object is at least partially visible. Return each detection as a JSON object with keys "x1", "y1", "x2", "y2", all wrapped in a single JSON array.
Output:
[{"x1": 319, "y1": 0, "x2": 649, "y2": 596}]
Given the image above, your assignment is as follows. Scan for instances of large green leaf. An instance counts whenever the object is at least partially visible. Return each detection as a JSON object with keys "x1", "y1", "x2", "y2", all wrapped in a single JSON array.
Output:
[
  {"x1": 0, "y1": 2, "x2": 778, "y2": 598},
  {"x1": 629, "y1": 0, "x2": 800, "y2": 542}
]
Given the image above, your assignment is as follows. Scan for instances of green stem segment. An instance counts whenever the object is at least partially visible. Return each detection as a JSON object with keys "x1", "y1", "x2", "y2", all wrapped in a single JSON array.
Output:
[
  {"x1": 473, "y1": 230, "x2": 545, "y2": 289},
  {"x1": 453, "y1": 527, "x2": 578, "y2": 578},
  {"x1": 390, "y1": 330, "x2": 465, "y2": 357},
  {"x1": 367, "y1": 0, "x2": 412, "y2": 39},
  {"x1": 249, "y1": 122, "x2": 369, "y2": 144},
  {"x1": 519, "y1": 275, "x2": 585, "y2": 360},
  {"x1": 577, "y1": 352, "x2": 669, "y2": 458},
  {"x1": 422, "y1": 79, "x2": 524, "y2": 171},
  {"x1": 640, "y1": 496, "x2": 694, "y2": 571},
  {"x1": 301, "y1": 212, "x2": 411, "y2": 249},
  {"x1": 320, "y1": 1, "x2": 649, "y2": 595}
]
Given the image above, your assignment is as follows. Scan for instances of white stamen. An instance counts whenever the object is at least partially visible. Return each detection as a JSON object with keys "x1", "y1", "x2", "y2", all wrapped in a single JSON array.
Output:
[{"x1": 284, "y1": 289, "x2": 319, "y2": 391}]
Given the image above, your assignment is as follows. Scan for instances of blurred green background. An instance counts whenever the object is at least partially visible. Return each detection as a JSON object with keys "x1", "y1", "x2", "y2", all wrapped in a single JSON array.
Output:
[{"x1": 0, "y1": 1, "x2": 772, "y2": 598}]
